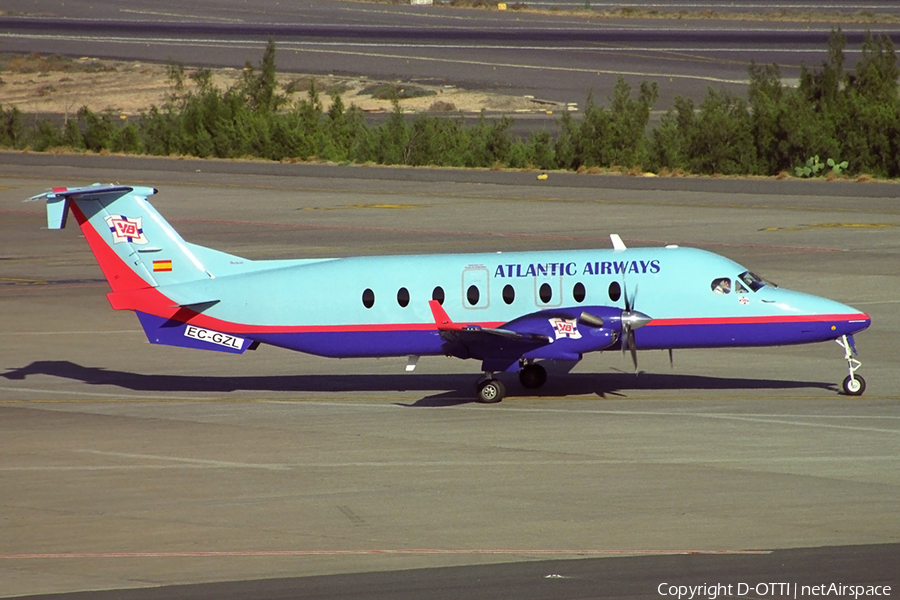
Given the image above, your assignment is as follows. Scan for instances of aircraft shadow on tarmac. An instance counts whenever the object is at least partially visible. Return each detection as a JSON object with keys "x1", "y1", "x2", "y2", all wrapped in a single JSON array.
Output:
[{"x1": 3, "y1": 360, "x2": 836, "y2": 406}]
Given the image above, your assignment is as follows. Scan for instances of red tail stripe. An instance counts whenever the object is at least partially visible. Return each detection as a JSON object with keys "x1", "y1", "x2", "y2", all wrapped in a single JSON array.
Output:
[{"x1": 70, "y1": 202, "x2": 153, "y2": 294}]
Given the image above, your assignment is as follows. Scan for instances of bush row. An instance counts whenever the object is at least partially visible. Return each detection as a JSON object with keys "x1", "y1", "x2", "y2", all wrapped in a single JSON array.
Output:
[{"x1": 1, "y1": 30, "x2": 898, "y2": 177}]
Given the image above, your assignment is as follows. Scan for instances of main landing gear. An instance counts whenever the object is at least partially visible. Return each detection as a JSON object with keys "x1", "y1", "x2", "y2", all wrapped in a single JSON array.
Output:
[
  {"x1": 475, "y1": 361, "x2": 548, "y2": 403},
  {"x1": 518, "y1": 361, "x2": 547, "y2": 389},
  {"x1": 475, "y1": 376, "x2": 505, "y2": 403},
  {"x1": 836, "y1": 334, "x2": 866, "y2": 396}
]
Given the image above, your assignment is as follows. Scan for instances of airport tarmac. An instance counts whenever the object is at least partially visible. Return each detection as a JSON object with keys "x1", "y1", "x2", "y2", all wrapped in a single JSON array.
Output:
[{"x1": 1, "y1": 155, "x2": 898, "y2": 598}]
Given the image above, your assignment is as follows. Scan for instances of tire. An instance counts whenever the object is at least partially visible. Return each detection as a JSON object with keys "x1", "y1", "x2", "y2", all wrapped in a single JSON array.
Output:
[
  {"x1": 841, "y1": 374, "x2": 866, "y2": 396},
  {"x1": 477, "y1": 379, "x2": 505, "y2": 403},
  {"x1": 519, "y1": 364, "x2": 547, "y2": 389}
]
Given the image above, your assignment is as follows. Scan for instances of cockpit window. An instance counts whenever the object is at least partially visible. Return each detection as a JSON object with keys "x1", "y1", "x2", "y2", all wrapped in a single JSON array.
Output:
[
  {"x1": 735, "y1": 280, "x2": 749, "y2": 294},
  {"x1": 738, "y1": 271, "x2": 774, "y2": 292},
  {"x1": 711, "y1": 278, "x2": 731, "y2": 294}
]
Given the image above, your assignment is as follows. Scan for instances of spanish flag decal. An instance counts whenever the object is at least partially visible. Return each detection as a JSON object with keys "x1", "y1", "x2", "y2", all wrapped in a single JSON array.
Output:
[{"x1": 152, "y1": 259, "x2": 173, "y2": 272}]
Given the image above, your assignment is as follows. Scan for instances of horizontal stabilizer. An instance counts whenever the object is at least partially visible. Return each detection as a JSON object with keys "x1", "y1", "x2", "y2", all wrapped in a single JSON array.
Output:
[
  {"x1": 106, "y1": 288, "x2": 219, "y2": 313},
  {"x1": 27, "y1": 184, "x2": 138, "y2": 230},
  {"x1": 26, "y1": 184, "x2": 136, "y2": 202},
  {"x1": 176, "y1": 299, "x2": 221, "y2": 312},
  {"x1": 107, "y1": 288, "x2": 171, "y2": 313}
]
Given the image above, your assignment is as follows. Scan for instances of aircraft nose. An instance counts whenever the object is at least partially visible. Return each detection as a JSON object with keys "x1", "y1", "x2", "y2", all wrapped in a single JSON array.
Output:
[
  {"x1": 765, "y1": 289, "x2": 871, "y2": 339},
  {"x1": 840, "y1": 310, "x2": 871, "y2": 336},
  {"x1": 822, "y1": 297, "x2": 870, "y2": 336}
]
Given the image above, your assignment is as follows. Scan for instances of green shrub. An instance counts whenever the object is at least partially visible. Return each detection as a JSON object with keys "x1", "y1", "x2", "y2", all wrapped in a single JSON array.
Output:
[
  {"x1": 0, "y1": 105, "x2": 25, "y2": 148},
  {"x1": 1, "y1": 33, "x2": 897, "y2": 178}
]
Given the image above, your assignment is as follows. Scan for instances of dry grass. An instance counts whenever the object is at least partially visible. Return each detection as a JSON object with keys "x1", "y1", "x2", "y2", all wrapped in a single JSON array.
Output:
[
  {"x1": 1, "y1": 53, "x2": 115, "y2": 74},
  {"x1": 0, "y1": 55, "x2": 546, "y2": 117}
]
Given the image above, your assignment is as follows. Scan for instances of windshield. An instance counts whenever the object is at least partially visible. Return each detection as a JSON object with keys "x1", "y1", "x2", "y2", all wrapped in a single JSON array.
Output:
[{"x1": 738, "y1": 270, "x2": 776, "y2": 292}]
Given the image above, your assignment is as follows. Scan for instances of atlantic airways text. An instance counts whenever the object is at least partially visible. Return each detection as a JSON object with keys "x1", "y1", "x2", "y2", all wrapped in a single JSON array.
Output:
[{"x1": 493, "y1": 259, "x2": 661, "y2": 278}]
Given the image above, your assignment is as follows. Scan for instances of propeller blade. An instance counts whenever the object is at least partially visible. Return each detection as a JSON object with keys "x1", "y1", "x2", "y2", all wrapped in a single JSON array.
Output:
[
  {"x1": 629, "y1": 330, "x2": 638, "y2": 373},
  {"x1": 618, "y1": 279, "x2": 649, "y2": 375},
  {"x1": 668, "y1": 348, "x2": 674, "y2": 368},
  {"x1": 622, "y1": 279, "x2": 632, "y2": 312}
]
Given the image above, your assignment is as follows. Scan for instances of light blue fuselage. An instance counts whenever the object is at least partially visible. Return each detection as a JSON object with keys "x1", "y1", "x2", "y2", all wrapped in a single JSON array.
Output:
[
  {"x1": 165, "y1": 246, "x2": 867, "y2": 358},
  {"x1": 33, "y1": 184, "x2": 870, "y2": 374}
]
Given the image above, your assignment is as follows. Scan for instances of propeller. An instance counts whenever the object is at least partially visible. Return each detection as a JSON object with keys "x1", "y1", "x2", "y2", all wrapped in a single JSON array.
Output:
[{"x1": 620, "y1": 280, "x2": 652, "y2": 373}]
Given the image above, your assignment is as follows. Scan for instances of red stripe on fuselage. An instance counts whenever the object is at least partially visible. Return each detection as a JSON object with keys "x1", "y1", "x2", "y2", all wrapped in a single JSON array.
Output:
[{"x1": 647, "y1": 314, "x2": 870, "y2": 326}]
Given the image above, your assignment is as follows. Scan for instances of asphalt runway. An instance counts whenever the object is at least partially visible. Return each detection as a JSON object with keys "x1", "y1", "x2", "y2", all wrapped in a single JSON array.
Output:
[
  {"x1": 1, "y1": 154, "x2": 899, "y2": 598},
  {"x1": 4, "y1": 0, "x2": 900, "y2": 108}
]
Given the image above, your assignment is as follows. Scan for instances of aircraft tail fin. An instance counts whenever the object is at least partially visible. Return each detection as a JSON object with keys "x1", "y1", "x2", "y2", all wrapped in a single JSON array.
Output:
[{"x1": 28, "y1": 184, "x2": 246, "y2": 293}]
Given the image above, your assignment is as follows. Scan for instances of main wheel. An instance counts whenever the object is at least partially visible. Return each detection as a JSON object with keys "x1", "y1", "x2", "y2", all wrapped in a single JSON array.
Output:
[
  {"x1": 476, "y1": 378, "x2": 506, "y2": 403},
  {"x1": 841, "y1": 374, "x2": 866, "y2": 396},
  {"x1": 519, "y1": 363, "x2": 547, "y2": 389}
]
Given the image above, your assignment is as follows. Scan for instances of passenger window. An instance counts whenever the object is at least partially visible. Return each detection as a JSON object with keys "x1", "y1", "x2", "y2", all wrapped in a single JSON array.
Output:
[
  {"x1": 502, "y1": 284, "x2": 515, "y2": 305},
  {"x1": 539, "y1": 283, "x2": 552, "y2": 304},
  {"x1": 362, "y1": 288, "x2": 375, "y2": 308},
  {"x1": 608, "y1": 281, "x2": 621, "y2": 302},
  {"x1": 466, "y1": 285, "x2": 480, "y2": 306},
  {"x1": 711, "y1": 278, "x2": 731, "y2": 294},
  {"x1": 573, "y1": 282, "x2": 586, "y2": 303},
  {"x1": 397, "y1": 287, "x2": 410, "y2": 308},
  {"x1": 432, "y1": 286, "x2": 445, "y2": 305}
]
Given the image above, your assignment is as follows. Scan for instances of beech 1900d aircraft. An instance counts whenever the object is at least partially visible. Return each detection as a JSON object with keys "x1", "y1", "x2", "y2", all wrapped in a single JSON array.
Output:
[{"x1": 29, "y1": 184, "x2": 871, "y2": 403}]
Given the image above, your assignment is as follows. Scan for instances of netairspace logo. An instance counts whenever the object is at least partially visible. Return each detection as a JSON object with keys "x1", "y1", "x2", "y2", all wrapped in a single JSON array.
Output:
[{"x1": 657, "y1": 582, "x2": 892, "y2": 600}]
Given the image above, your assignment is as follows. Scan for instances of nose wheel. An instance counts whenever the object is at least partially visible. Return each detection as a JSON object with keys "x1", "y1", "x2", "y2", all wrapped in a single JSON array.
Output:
[
  {"x1": 836, "y1": 335, "x2": 866, "y2": 396},
  {"x1": 842, "y1": 374, "x2": 866, "y2": 396}
]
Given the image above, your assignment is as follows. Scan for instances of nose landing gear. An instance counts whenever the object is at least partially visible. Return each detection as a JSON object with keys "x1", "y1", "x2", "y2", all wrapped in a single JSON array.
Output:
[{"x1": 836, "y1": 335, "x2": 866, "y2": 396}]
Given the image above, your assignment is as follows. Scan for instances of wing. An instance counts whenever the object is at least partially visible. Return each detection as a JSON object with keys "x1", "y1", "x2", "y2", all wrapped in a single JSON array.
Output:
[
  {"x1": 428, "y1": 300, "x2": 620, "y2": 372},
  {"x1": 428, "y1": 300, "x2": 552, "y2": 345}
]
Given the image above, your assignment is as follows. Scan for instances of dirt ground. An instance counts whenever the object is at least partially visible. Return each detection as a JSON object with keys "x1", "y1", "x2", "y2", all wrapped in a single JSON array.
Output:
[{"x1": 0, "y1": 55, "x2": 557, "y2": 118}]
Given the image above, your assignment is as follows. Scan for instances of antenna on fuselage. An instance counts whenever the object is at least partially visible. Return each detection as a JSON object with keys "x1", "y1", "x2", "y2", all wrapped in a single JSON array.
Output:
[{"x1": 610, "y1": 234, "x2": 627, "y2": 250}]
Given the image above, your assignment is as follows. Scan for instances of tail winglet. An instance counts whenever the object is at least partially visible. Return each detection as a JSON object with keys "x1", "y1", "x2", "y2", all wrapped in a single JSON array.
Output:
[{"x1": 27, "y1": 184, "x2": 139, "y2": 230}]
